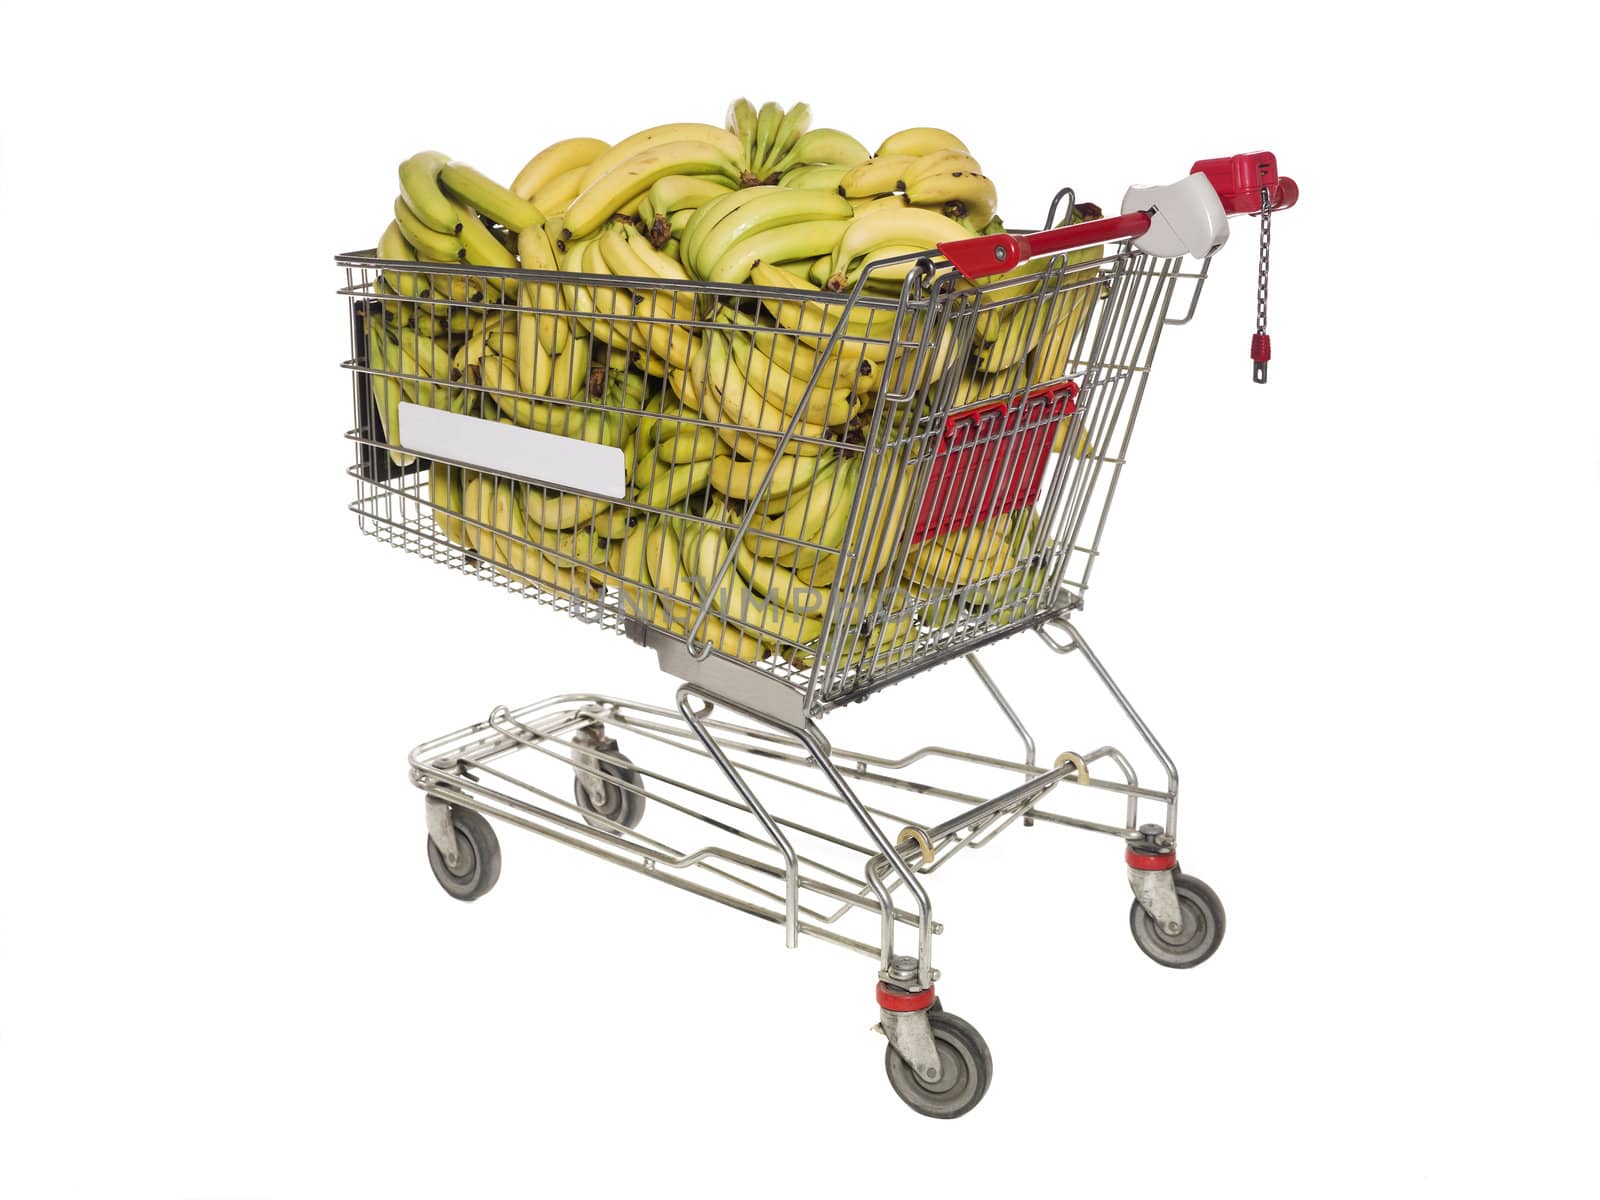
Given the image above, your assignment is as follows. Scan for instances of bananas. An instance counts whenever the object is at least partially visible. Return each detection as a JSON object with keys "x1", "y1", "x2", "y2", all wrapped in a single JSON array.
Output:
[
  {"x1": 840, "y1": 155, "x2": 915, "y2": 199},
  {"x1": 683, "y1": 187, "x2": 852, "y2": 281},
  {"x1": 393, "y1": 195, "x2": 461, "y2": 262},
  {"x1": 904, "y1": 167, "x2": 997, "y2": 227},
  {"x1": 398, "y1": 151, "x2": 462, "y2": 235},
  {"x1": 824, "y1": 206, "x2": 970, "y2": 292},
  {"x1": 577, "y1": 123, "x2": 744, "y2": 191},
  {"x1": 565, "y1": 141, "x2": 743, "y2": 239},
  {"x1": 439, "y1": 161, "x2": 544, "y2": 232},
  {"x1": 364, "y1": 106, "x2": 1088, "y2": 676},
  {"x1": 771, "y1": 128, "x2": 871, "y2": 175},
  {"x1": 875, "y1": 127, "x2": 970, "y2": 158},
  {"x1": 512, "y1": 137, "x2": 610, "y2": 200}
]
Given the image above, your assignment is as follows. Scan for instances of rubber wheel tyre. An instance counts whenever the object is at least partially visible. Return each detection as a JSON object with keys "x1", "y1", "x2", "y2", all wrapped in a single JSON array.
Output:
[
  {"x1": 574, "y1": 753, "x2": 646, "y2": 831},
  {"x1": 884, "y1": 1010, "x2": 993, "y2": 1119},
  {"x1": 426, "y1": 808, "x2": 502, "y2": 902},
  {"x1": 1129, "y1": 871, "x2": 1225, "y2": 968}
]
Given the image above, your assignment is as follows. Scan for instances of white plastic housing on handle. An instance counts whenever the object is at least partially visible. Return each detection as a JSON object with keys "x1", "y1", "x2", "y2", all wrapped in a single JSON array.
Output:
[{"x1": 1121, "y1": 173, "x2": 1230, "y2": 259}]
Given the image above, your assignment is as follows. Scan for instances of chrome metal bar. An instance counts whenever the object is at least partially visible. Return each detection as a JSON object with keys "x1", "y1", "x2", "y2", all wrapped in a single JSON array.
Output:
[
  {"x1": 1045, "y1": 620, "x2": 1180, "y2": 836},
  {"x1": 967, "y1": 654, "x2": 1036, "y2": 767},
  {"x1": 676, "y1": 685, "x2": 802, "y2": 948}
]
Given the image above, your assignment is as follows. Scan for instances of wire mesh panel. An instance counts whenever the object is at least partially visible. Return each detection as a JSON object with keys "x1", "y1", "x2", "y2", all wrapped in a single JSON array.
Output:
[{"x1": 338, "y1": 222, "x2": 1201, "y2": 717}]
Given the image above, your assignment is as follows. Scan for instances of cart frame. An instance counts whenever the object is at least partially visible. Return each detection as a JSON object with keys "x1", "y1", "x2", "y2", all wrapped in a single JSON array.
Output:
[{"x1": 337, "y1": 151, "x2": 1295, "y2": 1117}]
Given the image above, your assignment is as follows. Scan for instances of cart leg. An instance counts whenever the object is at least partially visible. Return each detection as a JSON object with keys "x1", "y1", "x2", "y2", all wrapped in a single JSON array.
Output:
[
  {"x1": 1041, "y1": 619, "x2": 1179, "y2": 837},
  {"x1": 425, "y1": 794, "x2": 465, "y2": 873},
  {"x1": 676, "y1": 687, "x2": 802, "y2": 949}
]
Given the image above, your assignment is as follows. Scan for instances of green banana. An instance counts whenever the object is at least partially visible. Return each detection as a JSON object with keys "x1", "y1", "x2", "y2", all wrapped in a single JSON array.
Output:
[
  {"x1": 726, "y1": 98, "x2": 759, "y2": 171},
  {"x1": 766, "y1": 101, "x2": 812, "y2": 174},
  {"x1": 393, "y1": 195, "x2": 462, "y2": 262},
  {"x1": 439, "y1": 161, "x2": 544, "y2": 232},
  {"x1": 689, "y1": 187, "x2": 852, "y2": 280},
  {"x1": 705, "y1": 218, "x2": 850, "y2": 285},
  {"x1": 772, "y1": 128, "x2": 869, "y2": 175},
  {"x1": 398, "y1": 151, "x2": 461, "y2": 234},
  {"x1": 376, "y1": 221, "x2": 426, "y2": 298},
  {"x1": 450, "y1": 200, "x2": 519, "y2": 273}
]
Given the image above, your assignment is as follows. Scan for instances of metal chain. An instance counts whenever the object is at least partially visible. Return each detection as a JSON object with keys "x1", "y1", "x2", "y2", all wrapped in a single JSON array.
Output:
[{"x1": 1256, "y1": 185, "x2": 1272, "y2": 337}]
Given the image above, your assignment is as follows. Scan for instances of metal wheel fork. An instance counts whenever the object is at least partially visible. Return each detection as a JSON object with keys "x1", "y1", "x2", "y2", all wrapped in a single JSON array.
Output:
[
  {"x1": 877, "y1": 966, "x2": 943, "y2": 1085},
  {"x1": 1126, "y1": 823, "x2": 1184, "y2": 936},
  {"x1": 424, "y1": 794, "x2": 466, "y2": 874}
]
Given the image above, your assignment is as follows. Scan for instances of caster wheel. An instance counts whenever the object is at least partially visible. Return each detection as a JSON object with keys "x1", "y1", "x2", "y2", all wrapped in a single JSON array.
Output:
[
  {"x1": 884, "y1": 1010, "x2": 992, "y2": 1119},
  {"x1": 575, "y1": 750, "x2": 646, "y2": 831},
  {"x1": 426, "y1": 807, "x2": 501, "y2": 902},
  {"x1": 1130, "y1": 871, "x2": 1225, "y2": 968}
]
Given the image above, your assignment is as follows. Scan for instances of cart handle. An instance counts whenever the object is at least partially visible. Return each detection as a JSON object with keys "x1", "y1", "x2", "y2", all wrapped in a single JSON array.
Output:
[
  {"x1": 939, "y1": 214, "x2": 1153, "y2": 279},
  {"x1": 939, "y1": 151, "x2": 1297, "y2": 280}
]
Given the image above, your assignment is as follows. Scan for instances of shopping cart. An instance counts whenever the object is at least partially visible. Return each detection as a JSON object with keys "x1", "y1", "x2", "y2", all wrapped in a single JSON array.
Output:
[{"x1": 336, "y1": 151, "x2": 1295, "y2": 1117}]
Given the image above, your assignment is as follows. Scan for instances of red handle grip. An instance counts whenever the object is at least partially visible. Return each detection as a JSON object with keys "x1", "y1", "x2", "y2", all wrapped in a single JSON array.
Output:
[
  {"x1": 939, "y1": 212, "x2": 1153, "y2": 281},
  {"x1": 1190, "y1": 152, "x2": 1298, "y2": 215},
  {"x1": 940, "y1": 151, "x2": 1297, "y2": 280}
]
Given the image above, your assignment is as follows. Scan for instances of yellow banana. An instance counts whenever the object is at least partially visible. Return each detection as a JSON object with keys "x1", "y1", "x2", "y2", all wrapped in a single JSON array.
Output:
[
  {"x1": 630, "y1": 455, "x2": 713, "y2": 513},
  {"x1": 839, "y1": 155, "x2": 915, "y2": 198},
  {"x1": 577, "y1": 124, "x2": 744, "y2": 190},
  {"x1": 512, "y1": 137, "x2": 610, "y2": 200},
  {"x1": 690, "y1": 522, "x2": 824, "y2": 647},
  {"x1": 740, "y1": 456, "x2": 841, "y2": 555},
  {"x1": 735, "y1": 540, "x2": 832, "y2": 617},
  {"x1": 641, "y1": 174, "x2": 736, "y2": 242},
  {"x1": 779, "y1": 455, "x2": 862, "y2": 569},
  {"x1": 376, "y1": 221, "x2": 427, "y2": 298},
  {"x1": 531, "y1": 164, "x2": 588, "y2": 220},
  {"x1": 708, "y1": 446, "x2": 826, "y2": 502},
  {"x1": 849, "y1": 194, "x2": 911, "y2": 218},
  {"x1": 365, "y1": 324, "x2": 414, "y2": 467},
  {"x1": 726, "y1": 330, "x2": 855, "y2": 426},
  {"x1": 566, "y1": 141, "x2": 743, "y2": 239},
  {"x1": 875, "y1": 128, "x2": 970, "y2": 158},
  {"x1": 780, "y1": 164, "x2": 850, "y2": 192},
  {"x1": 905, "y1": 170, "x2": 998, "y2": 227},
  {"x1": 429, "y1": 465, "x2": 468, "y2": 545},
  {"x1": 651, "y1": 406, "x2": 719, "y2": 464},
  {"x1": 516, "y1": 223, "x2": 571, "y2": 358},
  {"x1": 449, "y1": 200, "x2": 519, "y2": 273},
  {"x1": 901, "y1": 150, "x2": 984, "y2": 186},
  {"x1": 748, "y1": 262, "x2": 898, "y2": 357},
  {"x1": 829, "y1": 206, "x2": 970, "y2": 283},
  {"x1": 703, "y1": 331, "x2": 833, "y2": 458}
]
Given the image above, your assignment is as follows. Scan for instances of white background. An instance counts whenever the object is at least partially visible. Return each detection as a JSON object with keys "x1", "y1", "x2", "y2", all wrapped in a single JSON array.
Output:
[{"x1": 2, "y1": 2, "x2": 1595, "y2": 1196}]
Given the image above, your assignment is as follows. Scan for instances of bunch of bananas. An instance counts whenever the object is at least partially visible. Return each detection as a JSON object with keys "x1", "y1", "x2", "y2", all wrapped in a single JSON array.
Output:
[{"x1": 366, "y1": 102, "x2": 1112, "y2": 676}]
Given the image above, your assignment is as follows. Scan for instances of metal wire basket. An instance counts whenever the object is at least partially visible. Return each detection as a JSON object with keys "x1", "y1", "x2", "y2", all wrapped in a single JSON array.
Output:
[{"x1": 338, "y1": 194, "x2": 1210, "y2": 723}]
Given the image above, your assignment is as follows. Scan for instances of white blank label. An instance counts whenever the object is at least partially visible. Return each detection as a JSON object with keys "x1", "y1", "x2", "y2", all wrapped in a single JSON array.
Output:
[{"x1": 397, "y1": 403, "x2": 626, "y2": 499}]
